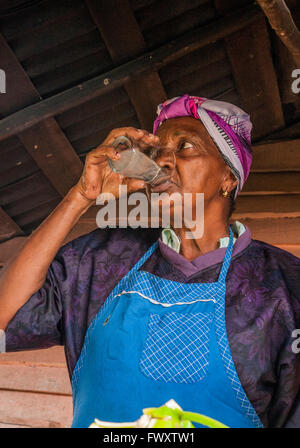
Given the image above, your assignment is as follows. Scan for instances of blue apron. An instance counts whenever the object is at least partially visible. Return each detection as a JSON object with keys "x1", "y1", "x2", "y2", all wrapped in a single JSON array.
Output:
[{"x1": 71, "y1": 228, "x2": 263, "y2": 428}]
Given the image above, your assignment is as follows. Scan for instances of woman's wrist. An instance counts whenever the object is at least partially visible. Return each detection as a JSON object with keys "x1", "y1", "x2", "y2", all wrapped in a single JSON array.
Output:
[{"x1": 65, "y1": 185, "x2": 95, "y2": 216}]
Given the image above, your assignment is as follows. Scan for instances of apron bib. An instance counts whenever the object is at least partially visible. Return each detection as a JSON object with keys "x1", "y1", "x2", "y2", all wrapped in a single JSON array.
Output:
[{"x1": 71, "y1": 228, "x2": 263, "y2": 428}]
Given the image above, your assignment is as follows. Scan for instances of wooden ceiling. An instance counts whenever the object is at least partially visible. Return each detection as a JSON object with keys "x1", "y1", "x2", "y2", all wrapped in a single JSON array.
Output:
[{"x1": 0, "y1": 0, "x2": 299, "y2": 255}]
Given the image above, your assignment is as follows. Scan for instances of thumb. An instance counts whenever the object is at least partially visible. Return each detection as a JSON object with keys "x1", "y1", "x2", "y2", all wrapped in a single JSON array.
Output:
[{"x1": 126, "y1": 178, "x2": 146, "y2": 193}]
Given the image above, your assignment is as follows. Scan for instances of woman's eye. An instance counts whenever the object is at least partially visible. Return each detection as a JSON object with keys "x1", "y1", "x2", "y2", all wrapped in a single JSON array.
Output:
[{"x1": 180, "y1": 141, "x2": 194, "y2": 150}]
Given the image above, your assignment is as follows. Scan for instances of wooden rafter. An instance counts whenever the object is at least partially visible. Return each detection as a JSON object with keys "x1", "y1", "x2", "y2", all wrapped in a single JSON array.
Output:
[
  {"x1": 0, "y1": 34, "x2": 40, "y2": 117},
  {"x1": 0, "y1": 33, "x2": 83, "y2": 197},
  {"x1": 18, "y1": 119, "x2": 83, "y2": 197},
  {"x1": 273, "y1": 28, "x2": 300, "y2": 123},
  {"x1": 213, "y1": 0, "x2": 285, "y2": 139},
  {"x1": 85, "y1": 0, "x2": 166, "y2": 131},
  {"x1": 0, "y1": 3, "x2": 262, "y2": 141},
  {"x1": 257, "y1": 0, "x2": 300, "y2": 67},
  {"x1": 0, "y1": 207, "x2": 24, "y2": 243}
]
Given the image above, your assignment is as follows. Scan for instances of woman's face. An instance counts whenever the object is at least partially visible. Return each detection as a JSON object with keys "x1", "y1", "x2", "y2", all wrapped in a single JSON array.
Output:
[{"x1": 146, "y1": 117, "x2": 234, "y2": 222}]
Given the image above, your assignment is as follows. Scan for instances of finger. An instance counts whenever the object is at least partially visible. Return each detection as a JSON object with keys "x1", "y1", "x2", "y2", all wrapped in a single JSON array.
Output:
[
  {"x1": 134, "y1": 130, "x2": 160, "y2": 145},
  {"x1": 105, "y1": 127, "x2": 159, "y2": 146},
  {"x1": 88, "y1": 145, "x2": 121, "y2": 161},
  {"x1": 104, "y1": 127, "x2": 145, "y2": 145},
  {"x1": 126, "y1": 178, "x2": 146, "y2": 193}
]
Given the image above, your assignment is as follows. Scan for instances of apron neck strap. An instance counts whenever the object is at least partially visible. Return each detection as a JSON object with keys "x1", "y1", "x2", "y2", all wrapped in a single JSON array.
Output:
[
  {"x1": 126, "y1": 241, "x2": 159, "y2": 277},
  {"x1": 217, "y1": 226, "x2": 234, "y2": 283},
  {"x1": 124, "y1": 226, "x2": 234, "y2": 283},
  {"x1": 112, "y1": 241, "x2": 158, "y2": 296}
]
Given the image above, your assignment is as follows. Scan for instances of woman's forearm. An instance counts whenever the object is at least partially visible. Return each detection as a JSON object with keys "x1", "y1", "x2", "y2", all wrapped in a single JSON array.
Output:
[
  {"x1": 0, "y1": 187, "x2": 93, "y2": 330},
  {"x1": 0, "y1": 126, "x2": 158, "y2": 331}
]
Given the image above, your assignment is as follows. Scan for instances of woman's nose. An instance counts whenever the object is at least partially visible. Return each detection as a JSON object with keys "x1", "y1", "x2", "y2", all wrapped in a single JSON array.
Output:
[{"x1": 155, "y1": 148, "x2": 175, "y2": 172}]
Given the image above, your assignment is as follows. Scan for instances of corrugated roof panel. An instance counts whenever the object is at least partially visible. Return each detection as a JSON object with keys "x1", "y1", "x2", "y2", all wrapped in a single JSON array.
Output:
[
  {"x1": 158, "y1": 42, "x2": 226, "y2": 85},
  {"x1": 165, "y1": 60, "x2": 233, "y2": 97},
  {"x1": 70, "y1": 115, "x2": 140, "y2": 156},
  {"x1": 159, "y1": 41, "x2": 240, "y2": 105},
  {"x1": 62, "y1": 102, "x2": 137, "y2": 144},
  {"x1": 31, "y1": 48, "x2": 112, "y2": 98},
  {"x1": 130, "y1": 0, "x2": 157, "y2": 11},
  {"x1": 23, "y1": 30, "x2": 105, "y2": 79},
  {"x1": 0, "y1": 0, "x2": 84, "y2": 40},
  {"x1": 0, "y1": 171, "x2": 60, "y2": 233},
  {"x1": 213, "y1": 89, "x2": 240, "y2": 106},
  {"x1": 56, "y1": 87, "x2": 129, "y2": 128},
  {"x1": 135, "y1": 0, "x2": 212, "y2": 31},
  {"x1": 0, "y1": 136, "x2": 39, "y2": 189},
  {"x1": 0, "y1": 171, "x2": 60, "y2": 209},
  {"x1": 0, "y1": 0, "x2": 113, "y2": 99},
  {"x1": 0, "y1": 144, "x2": 38, "y2": 188},
  {"x1": 56, "y1": 87, "x2": 140, "y2": 156},
  {"x1": 17, "y1": 197, "x2": 61, "y2": 234},
  {"x1": 188, "y1": 77, "x2": 238, "y2": 104},
  {"x1": 135, "y1": 0, "x2": 216, "y2": 49},
  {"x1": 6, "y1": 5, "x2": 96, "y2": 61}
]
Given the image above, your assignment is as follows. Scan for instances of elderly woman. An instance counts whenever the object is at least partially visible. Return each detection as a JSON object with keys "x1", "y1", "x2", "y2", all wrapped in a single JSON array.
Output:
[{"x1": 0, "y1": 94, "x2": 299, "y2": 428}]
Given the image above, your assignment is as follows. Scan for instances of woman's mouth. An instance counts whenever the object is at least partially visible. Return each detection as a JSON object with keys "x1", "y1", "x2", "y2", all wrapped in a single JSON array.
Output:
[{"x1": 150, "y1": 179, "x2": 178, "y2": 193}]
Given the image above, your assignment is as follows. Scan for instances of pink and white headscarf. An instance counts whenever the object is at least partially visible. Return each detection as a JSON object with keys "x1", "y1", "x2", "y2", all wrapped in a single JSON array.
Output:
[{"x1": 153, "y1": 94, "x2": 253, "y2": 197}]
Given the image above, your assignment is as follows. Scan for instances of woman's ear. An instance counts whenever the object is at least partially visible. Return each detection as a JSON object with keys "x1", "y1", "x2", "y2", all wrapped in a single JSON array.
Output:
[
  {"x1": 229, "y1": 172, "x2": 238, "y2": 192},
  {"x1": 221, "y1": 167, "x2": 238, "y2": 193}
]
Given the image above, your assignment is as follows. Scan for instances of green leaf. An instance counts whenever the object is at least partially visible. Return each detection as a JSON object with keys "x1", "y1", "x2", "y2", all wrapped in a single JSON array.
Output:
[{"x1": 180, "y1": 411, "x2": 229, "y2": 428}]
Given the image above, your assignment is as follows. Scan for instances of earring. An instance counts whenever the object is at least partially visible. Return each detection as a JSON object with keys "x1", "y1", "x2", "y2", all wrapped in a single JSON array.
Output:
[{"x1": 222, "y1": 190, "x2": 229, "y2": 197}]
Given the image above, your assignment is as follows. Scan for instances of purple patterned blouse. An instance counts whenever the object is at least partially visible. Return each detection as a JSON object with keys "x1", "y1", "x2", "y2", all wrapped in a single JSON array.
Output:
[{"x1": 5, "y1": 225, "x2": 300, "y2": 428}]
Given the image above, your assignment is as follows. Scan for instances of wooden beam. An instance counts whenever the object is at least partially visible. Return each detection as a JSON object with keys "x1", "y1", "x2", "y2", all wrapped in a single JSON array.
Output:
[
  {"x1": 274, "y1": 35, "x2": 300, "y2": 123},
  {"x1": 276, "y1": 245, "x2": 300, "y2": 258},
  {"x1": 0, "y1": 3, "x2": 262, "y2": 141},
  {"x1": 0, "y1": 34, "x2": 40, "y2": 117},
  {"x1": 0, "y1": 364, "x2": 71, "y2": 396},
  {"x1": 251, "y1": 138, "x2": 300, "y2": 171},
  {"x1": 86, "y1": 0, "x2": 145, "y2": 64},
  {"x1": 18, "y1": 119, "x2": 82, "y2": 197},
  {"x1": 0, "y1": 390, "x2": 72, "y2": 428},
  {"x1": 272, "y1": 8, "x2": 300, "y2": 124},
  {"x1": 256, "y1": 0, "x2": 300, "y2": 67},
  {"x1": 228, "y1": 17, "x2": 285, "y2": 139},
  {"x1": 124, "y1": 72, "x2": 166, "y2": 132},
  {"x1": 242, "y1": 215, "x2": 300, "y2": 257},
  {"x1": 0, "y1": 237, "x2": 27, "y2": 268},
  {"x1": 238, "y1": 217, "x2": 300, "y2": 245},
  {"x1": 86, "y1": 0, "x2": 167, "y2": 131},
  {"x1": 242, "y1": 172, "x2": 300, "y2": 194},
  {"x1": 0, "y1": 33, "x2": 82, "y2": 197},
  {"x1": 214, "y1": 1, "x2": 285, "y2": 139},
  {"x1": 262, "y1": 120, "x2": 300, "y2": 140},
  {"x1": 0, "y1": 207, "x2": 24, "y2": 243},
  {"x1": 0, "y1": 346, "x2": 66, "y2": 364},
  {"x1": 234, "y1": 194, "x2": 300, "y2": 219}
]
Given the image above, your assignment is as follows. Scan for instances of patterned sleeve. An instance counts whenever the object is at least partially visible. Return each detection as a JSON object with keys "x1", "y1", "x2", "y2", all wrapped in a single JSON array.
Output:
[
  {"x1": 277, "y1": 253, "x2": 300, "y2": 428},
  {"x1": 270, "y1": 331, "x2": 300, "y2": 428},
  {"x1": 4, "y1": 252, "x2": 66, "y2": 351},
  {"x1": 284, "y1": 391, "x2": 300, "y2": 428}
]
